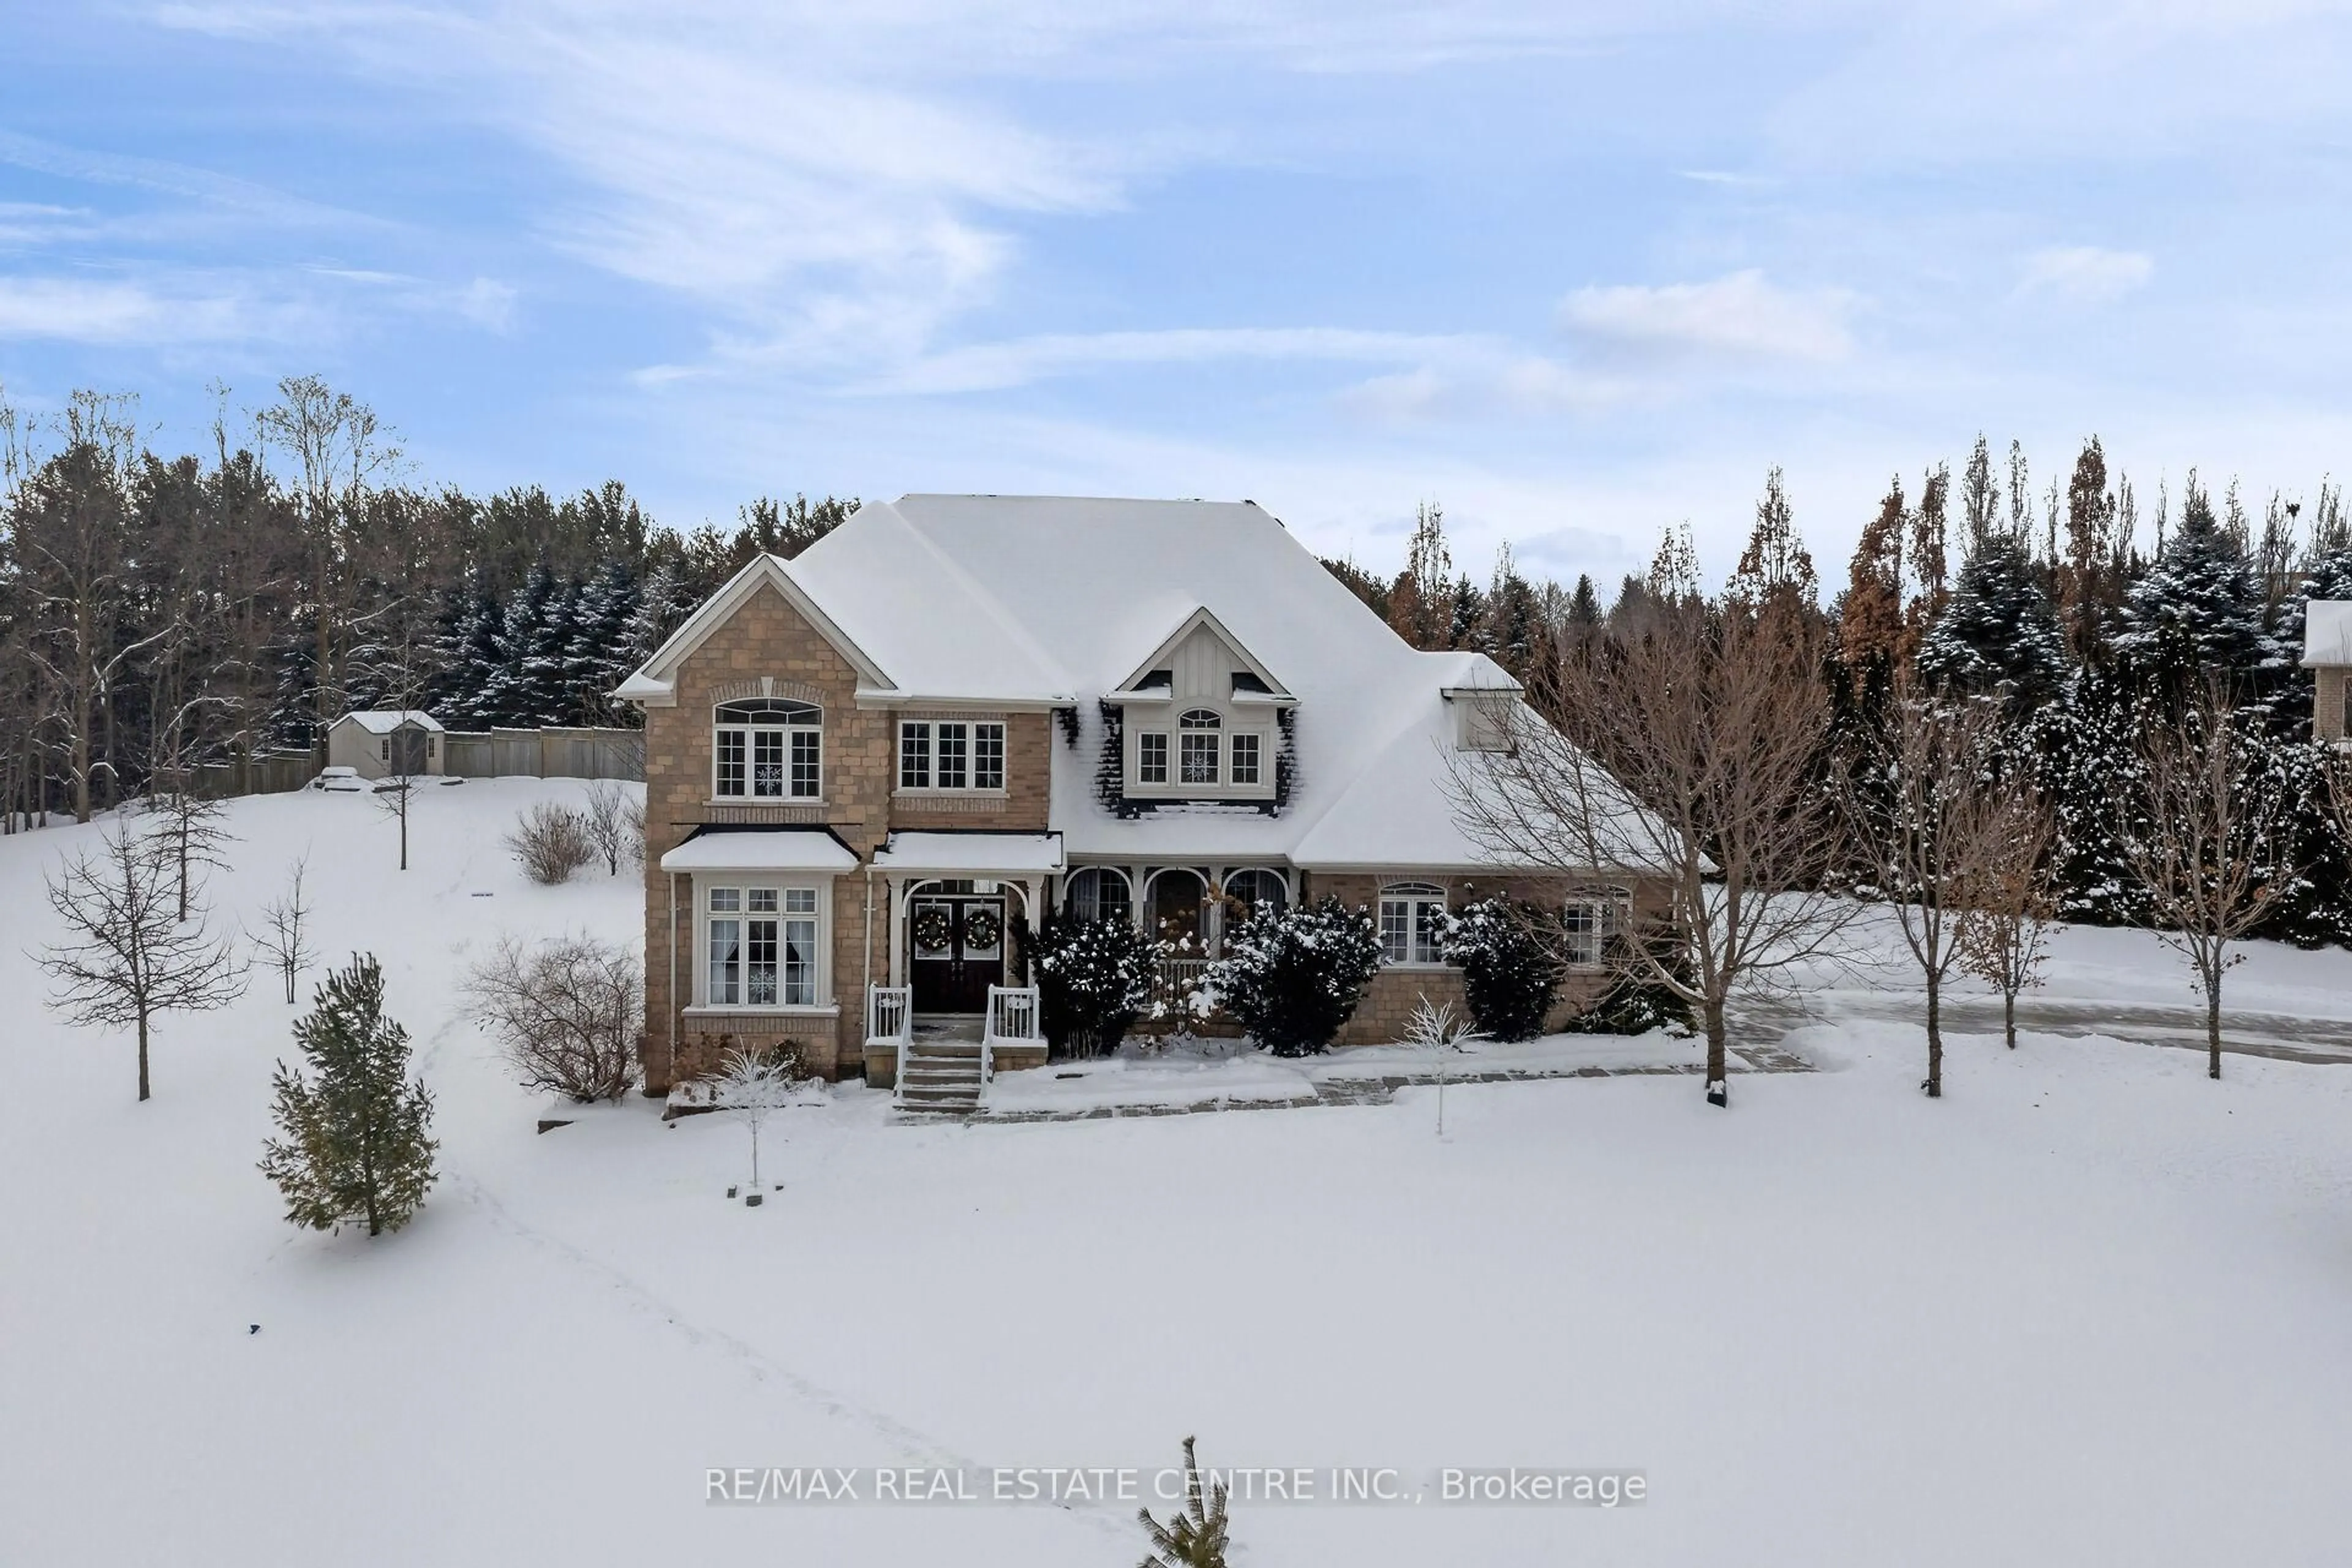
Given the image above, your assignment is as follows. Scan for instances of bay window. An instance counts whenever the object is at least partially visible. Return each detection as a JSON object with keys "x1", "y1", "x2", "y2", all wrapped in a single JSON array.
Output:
[{"x1": 705, "y1": 884, "x2": 822, "y2": 1007}]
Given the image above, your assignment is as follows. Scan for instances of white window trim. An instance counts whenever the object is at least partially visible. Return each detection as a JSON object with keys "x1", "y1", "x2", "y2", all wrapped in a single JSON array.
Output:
[
  {"x1": 1378, "y1": 883, "x2": 1450, "y2": 968},
  {"x1": 895, "y1": 718, "x2": 1009, "y2": 796},
  {"x1": 1063, "y1": 866, "x2": 1136, "y2": 925},
  {"x1": 690, "y1": 876, "x2": 835, "y2": 1011},
  {"x1": 712, "y1": 701, "x2": 824, "y2": 804},
  {"x1": 1563, "y1": 886, "x2": 1633, "y2": 970}
]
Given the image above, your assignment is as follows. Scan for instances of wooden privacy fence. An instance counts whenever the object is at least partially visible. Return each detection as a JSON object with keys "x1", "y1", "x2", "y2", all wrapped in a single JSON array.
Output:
[
  {"x1": 190, "y1": 726, "x2": 643, "y2": 799},
  {"x1": 442, "y1": 727, "x2": 644, "y2": 782},
  {"x1": 191, "y1": 748, "x2": 318, "y2": 800}
]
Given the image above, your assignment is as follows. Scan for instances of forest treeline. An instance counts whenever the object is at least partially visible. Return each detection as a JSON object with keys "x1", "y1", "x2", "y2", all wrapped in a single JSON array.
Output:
[
  {"x1": 1332, "y1": 442, "x2": 2352, "y2": 945},
  {"x1": 0, "y1": 377, "x2": 853, "y2": 826}
]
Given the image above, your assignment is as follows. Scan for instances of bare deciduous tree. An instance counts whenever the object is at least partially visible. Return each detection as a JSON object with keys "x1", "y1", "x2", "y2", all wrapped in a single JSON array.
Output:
[
  {"x1": 1449, "y1": 599, "x2": 1855, "y2": 1107},
  {"x1": 1955, "y1": 780, "x2": 2057, "y2": 1050},
  {"x1": 462, "y1": 933, "x2": 641, "y2": 1102},
  {"x1": 37, "y1": 822, "x2": 247, "y2": 1100},
  {"x1": 710, "y1": 1047, "x2": 808, "y2": 1197},
  {"x1": 140, "y1": 726, "x2": 235, "y2": 921},
  {"x1": 2119, "y1": 688, "x2": 2300, "y2": 1079},
  {"x1": 1834, "y1": 684, "x2": 2019, "y2": 1097},
  {"x1": 580, "y1": 780, "x2": 634, "y2": 876},
  {"x1": 251, "y1": 855, "x2": 317, "y2": 1004}
]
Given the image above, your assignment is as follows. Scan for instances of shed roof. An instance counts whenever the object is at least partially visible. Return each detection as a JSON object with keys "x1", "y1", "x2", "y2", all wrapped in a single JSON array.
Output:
[{"x1": 336, "y1": 710, "x2": 445, "y2": 734}]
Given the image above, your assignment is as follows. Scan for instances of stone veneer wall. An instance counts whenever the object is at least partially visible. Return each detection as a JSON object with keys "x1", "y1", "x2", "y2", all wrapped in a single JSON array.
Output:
[
  {"x1": 639, "y1": 582, "x2": 1054, "y2": 1093},
  {"x1": 2317, "y1": 666, "x2": 2346, "y2": 741}
]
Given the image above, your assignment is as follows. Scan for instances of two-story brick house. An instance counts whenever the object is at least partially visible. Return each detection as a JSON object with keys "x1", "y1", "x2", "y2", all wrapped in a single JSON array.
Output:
[{"x1": 617, "y1": 494, "x2": 1656, "y2": 1095}]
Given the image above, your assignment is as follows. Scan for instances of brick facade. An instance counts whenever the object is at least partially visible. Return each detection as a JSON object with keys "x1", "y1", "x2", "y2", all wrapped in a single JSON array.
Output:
[
  {"x1": 636, "y1": 579, "x2": 1673, "y2": 1089},
  {"x1": 639, "y1": 582, "x2": 1058, "y2": 1093}
]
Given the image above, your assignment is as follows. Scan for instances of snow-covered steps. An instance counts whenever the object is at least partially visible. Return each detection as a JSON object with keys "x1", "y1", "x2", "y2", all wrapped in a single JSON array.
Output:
[{"x1": 895, "y1": 1039, "x2": 986, "y2": 1115}]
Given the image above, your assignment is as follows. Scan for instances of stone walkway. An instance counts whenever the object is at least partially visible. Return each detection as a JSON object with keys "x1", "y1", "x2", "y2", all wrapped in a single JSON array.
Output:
[{"x1": 959, "y1": 1040, "x2": 1811, "y2": 1125}]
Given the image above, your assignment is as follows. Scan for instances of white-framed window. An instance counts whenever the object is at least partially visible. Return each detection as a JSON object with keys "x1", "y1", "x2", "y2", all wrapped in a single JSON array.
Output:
[
  {"x1": 379, "y1": 739, "x2": 390, "y2": 762},
  {"x1": 1379, "y1": 882, "x2": 1449, "y2": 966},
  {"x1": 1231, "y1": 732, "x2": 1261, "y2": 785},
  {"x1": 899, "y1": 720, "x2": 1006, "y2": 791},
  {"x1": 1065, "y1": 867, "x2": 1133, "y2": 926},
  {"x1": 705, "y1": 883, "x2": 821, "y2": 1007},
  {"x1": 714, "y1": 698, "x2": 821, "y2": 800},
  {"x1": 1455, "y1": 693, "x2": 1519, "y2": 753},
  {"x1": 1137, "y1": 731, "x2": 1169, "y2": 785},
  {"x1": 1178, "y1": 709, "x2": 1220, "y2": 785},
  {"x1": 1564, "y1": 886, "x2": 1630, "y2": 968}
]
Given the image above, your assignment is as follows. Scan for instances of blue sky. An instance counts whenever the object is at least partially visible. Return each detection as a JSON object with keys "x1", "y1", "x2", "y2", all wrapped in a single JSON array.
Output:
[{"x1": 6, "y1": 2, "x2": 2351, "y2": 587}]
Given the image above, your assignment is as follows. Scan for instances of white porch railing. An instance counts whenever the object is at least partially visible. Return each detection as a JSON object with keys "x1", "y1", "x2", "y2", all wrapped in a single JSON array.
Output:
[
  {"x1": 981, "y1": 985, "x2": 1042, "y2": 1090},
  {"x1": 867, "y1": 984, "x2": 913, "y2": 1093}
]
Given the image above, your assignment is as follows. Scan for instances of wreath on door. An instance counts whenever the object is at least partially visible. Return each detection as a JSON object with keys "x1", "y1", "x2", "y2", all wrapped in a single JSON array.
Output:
[
  {"x1": 962, "y1": 908, "x2": 1002, "y2": 952},
  {"x1": 913, "y1": 907, "x2": 954, "y2": 953}
]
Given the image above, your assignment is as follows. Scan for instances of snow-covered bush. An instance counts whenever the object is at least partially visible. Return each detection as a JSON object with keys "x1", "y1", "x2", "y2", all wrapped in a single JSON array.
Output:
[
  {"x1": 1566, "y1": 969, "x2": 1695, "y2": 1037},
  {"x1": 505, "y1": 801, "x2": 594, "y2": 884},
  {"x1": 1028, "y1": 912, "x2": 1156, "y2": 1058},
  {"x1": 462, "y1": 933, "x2": 642, "y2": 1101},
  {"x1": 1443, "y1": 897, "x2": 1562, "y2": 1041},
  {"x1": 1206, "y1": 896, "x2": 1382, "y2": 1057}
]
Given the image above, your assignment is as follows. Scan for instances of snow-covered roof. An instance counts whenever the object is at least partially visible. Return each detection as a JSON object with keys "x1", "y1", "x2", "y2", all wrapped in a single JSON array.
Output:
[
  {"x1": 870, "y1": 831, "x2": 1065, "y2": 875},
  {"x1": 658, "y1": 826, "x2": 861, "y2": 873},
  {"x1": 2304, "y1": 600, "x2": 2352, "y2": 666},
  {"x1": 335, "y1": 710, "x2": 445, "y2": 734},
  {"x1": 622, "y1": 494, "x2": 1660, "y2": 873}
]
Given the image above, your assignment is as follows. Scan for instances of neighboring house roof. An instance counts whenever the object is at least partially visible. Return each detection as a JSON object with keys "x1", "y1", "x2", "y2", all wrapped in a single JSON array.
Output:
[
  {"x1": 336, "y1": 710, "x2": 445, "y2": 734},
  {"x1": 2305, "y1": 600, "x2": 2352, "y2": 666},
  {"x1": 658, "y1": 825, "x2": 861, "y2": 873}
]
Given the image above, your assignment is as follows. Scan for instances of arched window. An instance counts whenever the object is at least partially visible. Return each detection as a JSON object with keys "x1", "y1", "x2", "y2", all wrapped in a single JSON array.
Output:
[
  {"x1": 714, "y1": 698, "x2": 821, "y2": 800},
  {"x1": 1178, "y1": 708, "x2": 1221, "y2": 785},
  {"x1": 1378, "y1": 881, "x2": 1449, "y2": 966},
  {"x1": 1564, "y1": 886, "x2": 1632, "y2": 968},
  {"x1": 1222, "y1": 868, "x2": 1288, "y2": 925},
  {"x1": 1065, "y1": 867, "x2": 1134, "y2": 927},
  {"x1": 1149, "y1": 868, "x2": 1209, "y2": 949}
]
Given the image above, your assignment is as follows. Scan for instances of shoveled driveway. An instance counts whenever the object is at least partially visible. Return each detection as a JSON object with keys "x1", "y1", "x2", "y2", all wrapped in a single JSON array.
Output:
[{"x1": 1737, "y1": 992, "x2": 2352, "y2": 1067}]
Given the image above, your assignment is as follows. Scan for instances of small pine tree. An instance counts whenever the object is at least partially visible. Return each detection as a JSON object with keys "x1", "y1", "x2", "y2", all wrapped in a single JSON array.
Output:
[
  {"x1": 1138, "y1": 1436, "x2": 1232, "y2": 1568},
  {"x1": 260, "y1": 955, "x2": 438, "y2": 1237},
  {"x1": 1206, "y1": 897, "x2": 1382, "y2": 1056}
]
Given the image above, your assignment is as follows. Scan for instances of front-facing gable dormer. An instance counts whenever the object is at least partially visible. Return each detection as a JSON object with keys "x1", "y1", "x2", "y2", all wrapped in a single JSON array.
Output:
[
  {"x1": 612, "y1": 554, "x2": 892, "y2": 708},
  {"x1": 1106, "y1": 608, "x2": 1294, "y2": 805}
]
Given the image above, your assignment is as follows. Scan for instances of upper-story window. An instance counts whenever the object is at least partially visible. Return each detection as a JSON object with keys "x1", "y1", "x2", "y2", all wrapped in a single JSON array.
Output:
[
  {"x1": 714, "y1": 698, "x2": 821, "y2": 799},
  {"x1": 1178, "y1": 709, "x2": 1221, "y2": 785},
  {"x1": 900, "y1": 720, "x2": 1006, "y2": 791},
  {"x1": 1137, "y1": 731, "x2": 1169, "y2": 785}
]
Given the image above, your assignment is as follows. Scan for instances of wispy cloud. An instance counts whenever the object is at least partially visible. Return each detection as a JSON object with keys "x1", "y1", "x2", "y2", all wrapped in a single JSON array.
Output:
[
  {"x1": 2017, "y1": 245, "x2": 2152, "y2": 304},
  {"x1": 0, "y1": 275, "x2": 265, "y2": 344},
  {"x1": 1560, "y1": 270, "x2": 1858, "y2": 362}
]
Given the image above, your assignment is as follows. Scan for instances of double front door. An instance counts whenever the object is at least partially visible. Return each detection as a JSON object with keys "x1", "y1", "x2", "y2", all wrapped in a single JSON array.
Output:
[{"x1": 909, "y1": 894, "x2": 1005, "y2": 1014}]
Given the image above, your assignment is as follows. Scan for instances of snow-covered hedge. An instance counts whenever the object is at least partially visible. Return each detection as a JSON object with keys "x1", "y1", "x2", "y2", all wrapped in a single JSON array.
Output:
[
  {"x1": 1444, "y1": 897, "x2": 1562, "y2": 1042},
  {"x1": 1028, "y1": 913, "x2": 1156, "y2": 1058},
  {"x1": 1207, "y1": 897, "x2": 1382, "y2": 1057}
]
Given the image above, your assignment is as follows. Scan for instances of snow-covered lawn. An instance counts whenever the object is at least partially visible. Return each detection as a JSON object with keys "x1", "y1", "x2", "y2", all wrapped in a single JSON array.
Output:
[{"x1": 6, "y1": 780, "x2": 2352, "y2": 1565}]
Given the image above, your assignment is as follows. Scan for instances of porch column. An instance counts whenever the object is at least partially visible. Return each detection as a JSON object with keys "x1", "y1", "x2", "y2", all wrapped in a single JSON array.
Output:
[{"x1": 888, "y1": 875, "x2": 908, "y2": 987}]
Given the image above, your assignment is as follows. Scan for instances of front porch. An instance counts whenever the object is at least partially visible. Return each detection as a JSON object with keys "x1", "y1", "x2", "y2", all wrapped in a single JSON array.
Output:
[{"x1": 864, "y1": 831, "x2": 1062, "y2": 1106}]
